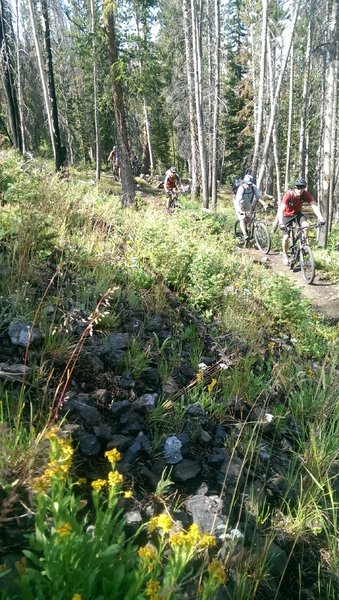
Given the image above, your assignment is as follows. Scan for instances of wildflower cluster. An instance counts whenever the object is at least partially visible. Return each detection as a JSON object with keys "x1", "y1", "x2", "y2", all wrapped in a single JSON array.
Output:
[
  {"x1": 169, "y1": 523, "x2": 216, "y2": 549},
  {"x1": 32, "y1": 426, "x2": 73, "y2": 493}
]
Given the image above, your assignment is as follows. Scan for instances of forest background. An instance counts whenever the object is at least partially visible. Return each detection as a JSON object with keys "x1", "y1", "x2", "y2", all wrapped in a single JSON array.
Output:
[{"x1": 0, "y1": 0, "x2": 338, "y2": 243}]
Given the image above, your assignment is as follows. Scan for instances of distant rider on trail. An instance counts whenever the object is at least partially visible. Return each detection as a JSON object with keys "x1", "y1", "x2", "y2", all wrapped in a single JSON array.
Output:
[
  {"x1": 277, "y1": 177, "x2": 325, "y2": 266},
  {"x1": 234, "y1": 174, "x2": 268, "y2": 242},
  {"x1": 107, "y1": 146, "x2": 121, "y2": 180},
  {"x1": 164, "y1": 166, "x2": 181, "y2": 210}
]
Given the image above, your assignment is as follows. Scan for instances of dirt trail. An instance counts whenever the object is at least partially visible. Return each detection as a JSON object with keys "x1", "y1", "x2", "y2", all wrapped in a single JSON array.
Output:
[{"x1": 248, "y1": 248, "x2": 339, "y2": 323}]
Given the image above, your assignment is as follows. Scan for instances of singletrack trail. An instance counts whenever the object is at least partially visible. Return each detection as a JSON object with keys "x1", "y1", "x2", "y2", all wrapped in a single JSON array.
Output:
[{"x1": 246, "y1": 247, "x2": 339, "y2": 324}]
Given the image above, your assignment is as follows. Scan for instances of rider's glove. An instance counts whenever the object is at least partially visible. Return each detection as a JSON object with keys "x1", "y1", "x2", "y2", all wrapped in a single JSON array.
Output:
[
  {"x1": 318, "y1": 221, "x2": 326, "y2": 226},
  {"x1": 280, "y1": 224, "x2": 287, "y2": 231}
]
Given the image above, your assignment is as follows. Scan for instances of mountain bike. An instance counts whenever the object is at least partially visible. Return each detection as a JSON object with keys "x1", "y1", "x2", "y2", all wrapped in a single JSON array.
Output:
[
  {"x1": 234, "y1": 210, "x2": 271, "y2": 254},
  {"x1": 284, "y1": 222, "x2": 322, "y2": 284},
  {"x1": 166, "y1": 188, "x2": 181, "y2": 214}
]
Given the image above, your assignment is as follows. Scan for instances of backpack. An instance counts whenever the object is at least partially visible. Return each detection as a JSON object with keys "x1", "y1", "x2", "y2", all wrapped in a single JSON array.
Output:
[{"x1": 232, "y1": 178, "x2": 243, "y2": 194}]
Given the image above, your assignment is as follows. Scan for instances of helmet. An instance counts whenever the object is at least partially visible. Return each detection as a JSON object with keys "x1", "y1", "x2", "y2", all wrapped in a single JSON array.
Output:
[
  {"x1": 112, "y1": 146, "x2": 116, "y2": 151},
  {"x1": 170, "y1": 166, "x2": 177, "y2": 173},
  {"x1": 243, "y1": 174, "x2": 254, "y2": 184},
  {"x1": 294, "y1": 177, "x2": 307, "y2": 187}
]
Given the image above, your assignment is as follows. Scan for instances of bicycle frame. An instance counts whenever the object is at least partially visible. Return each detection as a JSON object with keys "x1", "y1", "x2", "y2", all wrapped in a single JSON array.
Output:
[{"x1": 285, "y1": 222, "x2": 319, "y2": 284}]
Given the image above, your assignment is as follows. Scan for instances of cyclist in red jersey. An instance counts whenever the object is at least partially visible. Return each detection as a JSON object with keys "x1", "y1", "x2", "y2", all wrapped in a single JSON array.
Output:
[{"x1": 277, "y1": 178, "x2": 325, "y2": 265}]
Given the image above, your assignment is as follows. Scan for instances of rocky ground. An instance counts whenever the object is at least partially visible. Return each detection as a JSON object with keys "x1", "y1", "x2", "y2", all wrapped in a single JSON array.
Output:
[{"x1": 1, "y1": 269, "x2": 337, "y2": 599}]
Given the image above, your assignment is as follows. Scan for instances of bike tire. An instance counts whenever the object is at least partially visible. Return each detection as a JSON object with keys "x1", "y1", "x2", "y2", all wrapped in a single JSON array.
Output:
[
  {"x1": 234, "y1": 220, "x2": 244, "y2": 244},
  {"x1": 254, "y1": 222, "x2": 271, "y2": 254},
  {"x1": 300, "y1": 245, "x2": 315, "y2": 284}
]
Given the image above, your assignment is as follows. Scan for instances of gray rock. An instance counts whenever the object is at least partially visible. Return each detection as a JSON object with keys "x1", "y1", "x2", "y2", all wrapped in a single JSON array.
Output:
[
  {"x1": 185, "y1": 494, "x2": 225, "y2": 533},
  {"x1": 133, "y1": 393, "x2": 157, "y2": 413},
  {"x1": 198, "y1": 429, "x2": 212, "y2": 445},
  {"x1": 106, "y1": 435, "x2": 130, "y2": 451},
  {"x1": 66, "y1": 395, "x2": 102, "y2": 426},
  {"x1": 163, "y1": 436, "x2": 183, "y2": 464},
  {"x1": 186, "y1": 403, "x2": 206, "y2": 418},
  {"x1": 8, "y1": 322, "x2": 42, "y2": 347},
  {"x1": 173, "y1": 459, "x2": 201, "y2": 482},
  {"x1": 218, "y1": 453, "x2": 245, "y2": 488},
  {"x1": 125, "y1": 510, "x2": 143, "y2": 525},
  {"x1": 77, "y1": 432, "x2": 101, "y2": 456},
  {"x1": 111, "y1": 399, "x2": 131, "y2": 417},
  {"x1": 162, "y1": 376, "x2": 180, "y2": 397}
]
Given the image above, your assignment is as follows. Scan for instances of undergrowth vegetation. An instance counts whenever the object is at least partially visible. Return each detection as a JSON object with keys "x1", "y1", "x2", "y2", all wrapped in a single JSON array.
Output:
[{"x1": 0, "y1": 150, "x2": 338, "y2": 599}]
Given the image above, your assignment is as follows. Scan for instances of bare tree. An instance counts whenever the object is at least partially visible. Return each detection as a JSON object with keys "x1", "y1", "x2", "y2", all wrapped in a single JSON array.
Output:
[
  {"x1": 183, "y1": 0, "x2": 199, "y2": 197},
  {"x1": 318, "y1": 0, "x2": 338, "y2": 246},
  {"x1": 104, "y1": 1, "x2": 135, "y2": 207},
  {"x1": 251, "y1": 0, "x2": 267, "y2": 177},
  {"x1": 210, "y1": 0, "x2": 220, "y2": 210},
  {"x1": 0, "y1": 0, "x2": 22, "y2": 149},
  {"x1": 90, "y1": 0, "x2": 101, "y2": 181},
  {"x1": 257, "y1": 0, "x2": 301, "y2": 190}
]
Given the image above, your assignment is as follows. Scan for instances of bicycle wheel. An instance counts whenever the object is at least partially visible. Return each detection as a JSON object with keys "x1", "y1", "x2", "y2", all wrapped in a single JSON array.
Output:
[
  {"x1": 254, "y1": 222, "x2": 271, "y2": 254},
  {"x1": 300, "y1": 245, "x2": 315, "y2": 284},
  {"x1": 234, "y1": 220, "x2": 243, "y2": 243}
]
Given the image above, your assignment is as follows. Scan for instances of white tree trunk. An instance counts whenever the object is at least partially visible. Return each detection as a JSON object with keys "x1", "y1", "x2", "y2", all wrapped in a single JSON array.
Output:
[
  {"x1": 285, "y1": 45, "x2": 294, "y2": 190},
  {"x1": 90, "y1": 0, "x2": 101, "y2": 181},
  {"x1": 183, "y1": 0, "x2": 199, "y2": 196},
  {"x1": 191, "y1": 0, "x2": 208, "y2": 207},
  {"x1": 251, "y1": 0, "x2": 267, "y2": 176},
  {"x1": 211, "y1": 0, "x2": 220, "y2": 209},
  {"x1": 27, "y1": 0, "x2": 56, "y2": 160},
  {"x1": 15, "y1": 0, "x2": 25, "y2": 154},
  {"x1": 257, "y1": 0, "x2": 301, "y2": 190},
  {"x1": 298, "y1": 14, "x2": 312, "y2": 177}
]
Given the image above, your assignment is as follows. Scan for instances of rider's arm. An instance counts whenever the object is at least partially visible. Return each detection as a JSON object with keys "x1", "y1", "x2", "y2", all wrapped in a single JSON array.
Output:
[
  {"x1": 235, "y1": 185, "x2": 244, "y2": 206},
  {"x1": 277, "y1": 199, "x2": 286, "y2": 225},
  {"x1": 310, "y1": 202, "x2": 325, "y2": 222}
]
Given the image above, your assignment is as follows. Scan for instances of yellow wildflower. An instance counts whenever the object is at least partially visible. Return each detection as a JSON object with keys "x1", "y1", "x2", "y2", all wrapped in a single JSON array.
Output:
[
  {"x1": 208, "y1": 559, "x2": 227, "y2": 584},
  {"x1": 207, "y1": 378, "x2": 217, "y2": 393},
  {"x1": 157, "y1": 514, "x2": 172, "y2": 532},
  {"x1": 55, "y1": 522, "x2": 72, "y2": 537},
  {"x1": 146, "y1": 579, "x2": 161, "y2": 600},
  {"x1": 148, "y1": 513, "x2": 172, "y2": 533},
  {"x1": 196, "y1": 370, "x2": 203, "y2": 384},
  {"x1": 72, "y1": 595, "x2": 83, "y2": 600},
  {"x1": 91, "y1": 479, "x2": 107, "y2": 491},
  {"x1": 31, "y1": 476, "x2": 49, "y2": 494},
  {"x1": 168, "y1": 531, "x2": 187, "y2": 546},
  {"x1": 105, "y1": 448, "x2": 121, "y2": 463},
  {"x1": 44, "y1": 426, "x2": 60, "y2": 440},
  {"x1": 108, "y1": 471, "x2": 124, "y2": 487},
  {"x1": 138, "y1": 545, "x2": 157, "y2": 562},
  {"x1": 123, "y1": 490, "x2": 133, "y2": 498},
  {"x1": 199, "y1": 533, "x2": 216, "y2": 548},
  {"x1": 75, "y1": 478, "x2": 87, "y2": 486},
  {"x1": 187, "y1": 523, "x2": 200, "y2": 542}
]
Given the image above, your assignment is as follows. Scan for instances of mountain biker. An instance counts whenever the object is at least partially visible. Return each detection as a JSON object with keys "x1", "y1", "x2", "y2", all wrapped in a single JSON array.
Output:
[
  {"x1": 164, "y1": 166, "x2": 181, "y2": 210},
  {"x1": 277, "y1": 177, "x2": 325, "y2": 265},
  {"x1": 107, "y1": 145, "x2": 121, "y2": 179},
  {"x1": 234, "y1": 174, "x2": 268, "y2": 241}
]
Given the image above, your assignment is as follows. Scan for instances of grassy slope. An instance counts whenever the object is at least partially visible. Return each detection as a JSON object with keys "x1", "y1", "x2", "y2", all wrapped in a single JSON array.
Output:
[{"x1": 0, "y1": 150, "x2": 338, "y2": 599}]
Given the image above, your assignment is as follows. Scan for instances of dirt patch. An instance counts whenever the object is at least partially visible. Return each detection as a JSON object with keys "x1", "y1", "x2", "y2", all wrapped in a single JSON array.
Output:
[{"x1": 248, "y1": 248, "x2": 339, "y2": 323}]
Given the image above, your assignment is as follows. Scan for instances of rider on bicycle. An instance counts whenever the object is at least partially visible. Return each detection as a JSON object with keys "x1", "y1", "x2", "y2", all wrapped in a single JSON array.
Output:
[
  {"x1": 234, "y1": 175, "x2": 268, "y2": 241},
  {"x1": 164, "y1": 166, "x2": 181, "y2": 210},
  {"x1": 277, "y1": 178, "x2": 325, "y2": 265}
]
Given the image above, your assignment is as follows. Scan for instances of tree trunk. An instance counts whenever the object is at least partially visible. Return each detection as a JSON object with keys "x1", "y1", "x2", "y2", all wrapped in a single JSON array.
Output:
[
  {"x1": 183, "y1": 0, "x2": 199, "y2": 197},
  {"x1": 257, "y1": 0, "x2": 301, "y2": 190},
  {"x1": 211, "y1": 0, "x2": 220, "y2": 210},
  {"x1": 285, "y1": 45, "x2": 294, "y2": 190},
  {"x1": 90, "y1": 0, "x2": 101, "y2": 181},
  {"x1": 251, "y1": 0, "x2": 267, "y2": 177},
  {"x1": 267, "y1": 32, "x2": 281, "y2": 202},
  {"x1": 0, "y1": 0, "x2": 21, "y2": 149},
  {"x1": 28, "y1": 0, "x2": 56, "y2": 161},
  {"x1": 104, "y1": 2, "x2": 135, "y2": 207},
  {"x1": 191, "y1": 0, "x2": 208, "y2": 208},
  {"x1": 298, "y1": 13, "x2": 313, "y2": 178},
  {"x1": 41, "y1": 0, "x2": 63, "y2": 170},
  {"x1": 318, "y1": 0, "x2": 338, "y2": 246},
  {"x1": 15, "y1": 0, "x2": 25, "y2": 153}
]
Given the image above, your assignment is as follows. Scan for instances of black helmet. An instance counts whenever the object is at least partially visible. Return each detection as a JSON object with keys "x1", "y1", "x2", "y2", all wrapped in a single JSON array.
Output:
[{"x1": 294, "y1": 177, "x2": 307, "y2": 188}]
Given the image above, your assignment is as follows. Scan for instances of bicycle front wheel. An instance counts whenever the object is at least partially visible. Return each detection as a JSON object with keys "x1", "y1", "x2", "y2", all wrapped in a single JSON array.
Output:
[
  {"x1": 254, "y1": 222, "x2": 271, "y2": 254},
  {"x1": 300, "y1": 245, "x2": 315, "y2": 284},
  {"x1": 234, "y1": 220, "x2": 243, "y2": 243}
]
